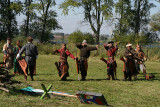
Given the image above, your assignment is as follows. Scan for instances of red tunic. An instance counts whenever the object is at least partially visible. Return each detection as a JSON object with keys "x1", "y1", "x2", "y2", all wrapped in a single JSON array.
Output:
[
  {"x1": 104, "y1": 44, "x2": 118, "y2": 57},
  {"x1": 54, "y1": 48, "x2": 75, "y2": 60}
]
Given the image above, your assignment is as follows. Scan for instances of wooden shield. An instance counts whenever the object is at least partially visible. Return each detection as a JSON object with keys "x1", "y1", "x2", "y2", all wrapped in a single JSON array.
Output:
[{"x1": 18, "y1": 59, "x2": 28, "y2": 76}]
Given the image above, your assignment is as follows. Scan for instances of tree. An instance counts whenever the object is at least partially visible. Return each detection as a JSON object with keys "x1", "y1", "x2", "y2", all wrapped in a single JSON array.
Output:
[
  {"x1": 34, "y1": 0, "x2": 61, "y2": 42},
  {"x1": 23, "y1": 0, "x2": 62, "y2": 42},
  {"x1": 112, "y1": 0, "x2": 155, "y2": 43},
  {"x1": 24, "y1": 0, "x2": 32, "y2": 37},
  {"x1": 0, "y1": 0, "x2": 22, "y2": 40},
  {"x1": 60, "y1": 0, "x2": 114, "y2": 45},
  {"x1": 150, "y1": 12, "x2": 160, "y2": 32},
  {"x1": 35, "y1": 0, "x2": 62, "y2": 42},
  {"x1": 114, "y1": 0, "x2": 132, "y2": 37},
  {"x1": 20, "y1": 0, "x2": 38, "y2": 37},
  {"x1": 132, "y1": 0, "x2": 155, "y2": 37}
]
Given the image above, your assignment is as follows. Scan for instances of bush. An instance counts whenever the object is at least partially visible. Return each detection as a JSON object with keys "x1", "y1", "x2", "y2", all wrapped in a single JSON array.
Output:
[
  {"x1": 12, "y1": 36, "x2": 28, "y2": 46},
  {"x1": 68, "y1": 30, "x2": 95, "y2": 44},
  {"x1": 37, "y1": 43, "x2": 61, "y2": 55}
]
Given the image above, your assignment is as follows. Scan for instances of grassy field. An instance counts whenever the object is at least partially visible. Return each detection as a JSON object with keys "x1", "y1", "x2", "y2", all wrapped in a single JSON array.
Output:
[{"x1": 0, "y1": 54, "x2": 160, "y2": 107}]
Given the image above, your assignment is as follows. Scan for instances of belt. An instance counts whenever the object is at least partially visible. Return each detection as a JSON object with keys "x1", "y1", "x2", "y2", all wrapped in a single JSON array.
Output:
[
  {"x1": 108, "y1": 57, "x2": 113, "y2": 59},
  {"x1": 59, "y1": 59, "x2": 67, "y2": 62},
  {"x1": 80, "y1": 57, "x2": 87, "y2": 59}
]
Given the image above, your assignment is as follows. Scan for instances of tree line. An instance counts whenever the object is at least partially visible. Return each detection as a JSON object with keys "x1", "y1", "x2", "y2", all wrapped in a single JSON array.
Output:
[{"x1": 0, "y1": 0, "x2": 160, "y2": 44}]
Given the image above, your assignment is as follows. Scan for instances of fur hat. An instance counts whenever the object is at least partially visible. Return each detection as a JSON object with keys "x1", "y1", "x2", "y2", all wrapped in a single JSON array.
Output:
[
  {"x1": 108, "y1": 41, "x2": 114, "y2": 44},
  {"x1": 7, "y1": 38, "x2": 11, "y2": 41},
  {"x1": 82, "y1": 40, "x2": 87, "y2": 44},
  {"x1": 126, "y1": 43, "x2": 132, "y2": 47}
]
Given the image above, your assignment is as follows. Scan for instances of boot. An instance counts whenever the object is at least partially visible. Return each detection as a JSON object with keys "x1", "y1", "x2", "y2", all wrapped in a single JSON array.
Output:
[
  {"x1": 129, "y1": 76, "x2": 132, "y2": 81},
  {"x1": 106, "y1": 75, "x2": 110, "y2": 80},
  {"x1": 31, "y1": 76, "x2": 34, "y2": 81},
  {"x1": 143, "y1": 69, "x2": 146, "y2": 75},
  {"x1": 111, "y1": 75, "x2": 115, "y2": 80},
  {"x1": 134, "y1": 75, "x2": 137, "y2": 80},
  {"x1": 80, "y1": 76, "x2": 86, "y2": 81},
  {"x1": 24, "y1": 75, "x2": 27, "y2": 81},
  {"x1": 123, "y1": 74, "x2": 127, "y2": 81},
  {"x1": 61, "y1": 77, "x2": 67, "y2": 81}
]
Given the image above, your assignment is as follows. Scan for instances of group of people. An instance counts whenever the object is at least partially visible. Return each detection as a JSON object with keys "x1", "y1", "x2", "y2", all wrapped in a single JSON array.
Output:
[
  {"x1": 53, "y1": 40, "x2": 98, "y2": 81},
  {"x1": 2, "y1": 37, "x2": 38, "y2": 81},
  {"x1": 53, "y1": 39, "x2": 148, "y2": 81},
  {"x1": 2, "y1": 37, "x2": 148, "y2": 81},
  {"x1": 123, "y1": 43, "x2": 147, "y2": 80},
  {"x1": 2, "y1": 38, "x2": 21, "y2": 73}
]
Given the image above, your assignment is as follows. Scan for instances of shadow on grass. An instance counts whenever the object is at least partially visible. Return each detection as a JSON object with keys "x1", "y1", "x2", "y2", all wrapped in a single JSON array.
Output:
[
  {"x1": 34, "y1": 73, "x2": 54, "y2": 76},
  {"x1": 129, "y1": 77, "x2": 160, "y2": 81},
  {"x1": 86, "y1": 78, "x2": 121, "y2": 81},
  {"x1": 87, "y1": 78, "x2": 109, "y2": 81},
  {"x1": 36, "y1": 79, "x2": 56, "y2": 81},
  {"x1": 36, "y1": 79, "x2": 81, "y2": 82}
]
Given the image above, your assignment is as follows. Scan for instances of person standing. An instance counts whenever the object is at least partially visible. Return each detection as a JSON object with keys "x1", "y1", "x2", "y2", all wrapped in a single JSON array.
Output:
[
  {"x1": 2, "y1": 38, "x2": 14, "y2": 70},
  {"x1": 76, "y1": 40, "x2": 98, "y2": 81},
  {"x1": 16, "y1": 37, "x2": 38, "y2": 81},
  {"x1": 53, "y1": 43, "x2": 76, "y2": 81},
  {"x1": 101, "y1": 41, "x2": 118, "y2": 80},
  {"x1": 124, "y1": 43, "x2": 137, "y2": 80},
  {"x1": 135, "y1": 44, "x2": 147, "y2": 76},
  {"x1": 13, "y1": 40, "x2": 22, "y2": 75}
]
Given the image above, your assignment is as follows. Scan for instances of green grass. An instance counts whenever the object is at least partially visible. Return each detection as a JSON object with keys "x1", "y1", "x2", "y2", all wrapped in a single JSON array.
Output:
[{"x1": 0, "y1": 54, "x2": 160, "y2": 107}]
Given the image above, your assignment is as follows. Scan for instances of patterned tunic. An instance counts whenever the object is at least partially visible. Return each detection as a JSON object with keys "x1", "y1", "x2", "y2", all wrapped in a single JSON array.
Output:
[{"x1": 54, "y1": 48, "x2": 75, "y2": 79}]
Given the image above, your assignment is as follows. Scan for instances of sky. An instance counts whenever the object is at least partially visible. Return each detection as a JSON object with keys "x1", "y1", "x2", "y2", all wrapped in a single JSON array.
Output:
[{"x1": 17, "y1": 0, "x2": 160, "y2": 35}]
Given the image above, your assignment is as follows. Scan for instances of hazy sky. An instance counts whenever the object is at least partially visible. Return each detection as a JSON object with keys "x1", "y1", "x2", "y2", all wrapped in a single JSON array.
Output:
[{"x1": 17, "y1": 0, "x2": 160, "y2": 35}]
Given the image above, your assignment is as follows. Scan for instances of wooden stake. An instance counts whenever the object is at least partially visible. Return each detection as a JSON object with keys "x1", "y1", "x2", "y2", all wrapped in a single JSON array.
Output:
[{"x1": 0, "y1": 87, "x2": 9, "y2": 93}]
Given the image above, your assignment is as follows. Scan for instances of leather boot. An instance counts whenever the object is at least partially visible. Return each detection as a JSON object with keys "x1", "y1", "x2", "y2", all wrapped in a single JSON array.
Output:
[
  {"x1": 24, "y1": 75, "x2": 27, "y2": 81},
  {"x1": 106, "y1": 75, "x2": 110, "y2": 80},
  {"x1": 143, "y1": 69, "x2": 146, "y2": 75},
  {"x1": 31, "y1": 76, "x2": 34, "y2": 81},
  {"x1": 123, "y1": 74, "x2": 127, "y2": 81},
  {"x1": 80, "y1": 76, "x2": 86, "y2": 81},
  {"x1": 111, "y1": 75, "x2": 115, "y2": 80}
]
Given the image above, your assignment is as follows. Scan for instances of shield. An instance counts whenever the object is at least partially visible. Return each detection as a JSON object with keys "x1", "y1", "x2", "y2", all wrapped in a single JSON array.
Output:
[
  {"x1": 76, "y1": 91, "x2": 108, "y2": 106},
  {"x1": 18, "y1": 58, "x2": 28, "y2": 76}
]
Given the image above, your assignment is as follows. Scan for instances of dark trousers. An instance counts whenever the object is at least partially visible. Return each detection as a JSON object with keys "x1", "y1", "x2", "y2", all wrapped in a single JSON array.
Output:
[
  {"x1": 79, "y1": 58, "x2": 88, "y2": 80},
  {"x1": 107, "y1": 63, "x2": 114, "y2": 75},
  {"x1": 26, "y1": 64, "x2": 35, "y2": 79},
  {"x1": 124, "y1": 59, "x2": 137, "y2": 80}
]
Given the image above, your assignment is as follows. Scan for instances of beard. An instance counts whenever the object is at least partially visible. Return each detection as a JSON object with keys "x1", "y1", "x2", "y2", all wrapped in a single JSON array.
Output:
[{"x1": 84, "y1": 44, "x2": 87, "y2": 47}]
